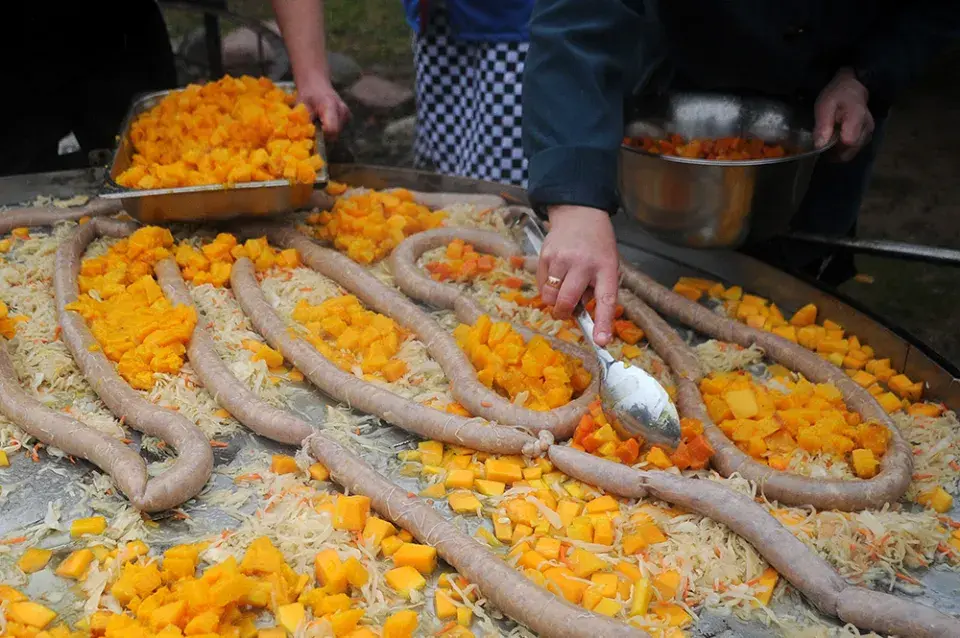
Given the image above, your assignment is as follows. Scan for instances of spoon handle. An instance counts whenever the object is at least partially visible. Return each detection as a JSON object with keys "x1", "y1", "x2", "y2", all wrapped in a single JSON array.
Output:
[{"x1": 574, "y1": 307, "x2": 615, "y2": 365}]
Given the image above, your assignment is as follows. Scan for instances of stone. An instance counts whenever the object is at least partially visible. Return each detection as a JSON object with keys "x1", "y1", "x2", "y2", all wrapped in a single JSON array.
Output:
[
  {"x1": 382, "y1": 116, "x2": 417, "y2": 150},
  {"x1": 346, "y1": 75, "x2": 414, "y2": 111},
  {"x1": 221, "y1": 20, "x2": 281, "y2": 69},
  {"x1": 328, "y1": 52, "x2": 362, "y2": 88}
]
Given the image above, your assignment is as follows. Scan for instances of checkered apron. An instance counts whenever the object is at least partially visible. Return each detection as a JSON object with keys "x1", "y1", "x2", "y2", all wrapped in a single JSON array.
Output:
[{"x1": 412, "y1": 3, "x2": 529, "y2": 187}]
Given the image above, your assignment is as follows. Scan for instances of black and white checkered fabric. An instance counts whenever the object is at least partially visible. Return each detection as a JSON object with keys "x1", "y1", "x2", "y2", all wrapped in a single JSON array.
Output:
[{"x1": 412, "y1": 6, "x2": 529, "y2": 187}]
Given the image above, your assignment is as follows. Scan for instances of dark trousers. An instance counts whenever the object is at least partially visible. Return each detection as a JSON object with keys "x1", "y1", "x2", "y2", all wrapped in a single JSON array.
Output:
[{"x1": 0, "y1": 0, "x2": 178, "y2": 176}]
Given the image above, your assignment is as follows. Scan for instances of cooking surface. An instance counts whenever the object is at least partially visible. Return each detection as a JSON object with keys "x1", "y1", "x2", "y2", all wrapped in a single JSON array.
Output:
[{"x1": 0, "y1": 166, "x2": 958, "y2": 637}]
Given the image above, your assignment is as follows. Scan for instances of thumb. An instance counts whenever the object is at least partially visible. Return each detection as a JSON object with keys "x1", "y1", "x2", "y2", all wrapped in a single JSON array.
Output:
[{"x1": 813, "y1": 97, "x2": 838, "y2": 148}]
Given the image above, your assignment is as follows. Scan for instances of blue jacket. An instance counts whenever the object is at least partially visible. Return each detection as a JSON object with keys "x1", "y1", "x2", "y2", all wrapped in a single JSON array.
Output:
[
  {"x1": 403, "y1": 0, "x2": 534, "y2": 42},
  {"x1": 523, "y1": 0, "x2": 960, "y2": 215}
]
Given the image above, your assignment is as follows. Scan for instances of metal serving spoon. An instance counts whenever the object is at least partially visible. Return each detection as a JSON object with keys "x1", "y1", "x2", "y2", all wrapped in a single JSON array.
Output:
[{"x1": 517, "y1": 214, "x2": 682, "y2": 448}]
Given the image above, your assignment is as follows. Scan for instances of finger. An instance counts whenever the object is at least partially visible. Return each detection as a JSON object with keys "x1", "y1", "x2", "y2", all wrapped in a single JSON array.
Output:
[
  {"x1": 553, "y1": 267, "x2": 591, "y2": 319},
  {"x1": 539, "y1": 259, "x2": 569, "y2": 307},
  {"x1": 839, "y1": 107, "x2": 866, "y2": 147},
  {"x1": 338, "y1": 100, "x2": 353, "y2": 125},
  {"x1": 320, "y1": 101, "x2": 342, "y2": 137},
  {"x1": 591, "y1": 267, "x2": 620, "y2": 346},
  {"x1": 813, "y1": 97, "x2": 838, "y2": 148}
]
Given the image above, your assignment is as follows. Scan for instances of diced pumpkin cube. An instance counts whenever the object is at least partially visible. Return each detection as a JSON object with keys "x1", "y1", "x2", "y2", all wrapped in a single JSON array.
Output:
[
  {"x1": 361, "y1": 517, "x2": 396, "y2": 552},
  {"x1": 418, "y1": 440, "x2": 444, "y2": 466},
  {"x1": 630, "y1": 577, "x2": 653, "y2": 616},
  {"x1": 381, "y1": 536, "x2": 404, "y2": 557},
  {"x1": 654, "y1": 569, "x2": 681, "y2": 600},
  {"x1": 385, "y1": 565, "x2": 427, "y2": 598},
  {"x1": 444, "y1": 469, "x2": 475, "y2": 490},
  {"x1": 70, "y1": 516, "x2": 107, "y2": 537},
  {"x1": 270, "y1": 454, "x2": 299, "y2": 475},
  {"x1": 645, "y1": 447, "x2": 672, "y2": 469},
  {"x1": 383, "y1": 610, "x2": 419, "y2": 638},
  {"x1": 7, "y1": 601, "x2": 57, "y2": 629},
  {"x1": 308, "y1": 463, "x2": 330, "y2": 481},
  {"x1": 485, "y1": 458, "x2": 523, "y2": 483},
  {"x1": 276, "y1": 602, "x2": 305, "y2": 634},
  {"x1": 753, "y1": 567, "x2": 779, "y2": 606},
  {"x1": 448, "y1": 491, "x2": 482, "y2": 514},
  {"x1": 592, "y1": 597, "x2": 622, "y2": 617},
  {"x1": 533, "y1": 537, "x2": 562, "y2": 560},
  {"x1": 568, "y1": 548, "x2": 606, "y2": 578},
  {"x1": 876, "y1": 392, "x2": 903, "y2": 413},
  {"x1": 544, "y1": 567, "x2": 589, "y2": 604},
  {"x1": 724, "y1": 388, "x2": 759, "y2": 419},
  {"x1": 566, "y1": 517, "x2": 594, "y2": 542},
  {"x1": 314, "y1": 549, "x2": 348, "y2": 594},
  {"x1": 435, "y1": 589, "x2": 458, "y2": 619},
  {"x1": 851, "y1": 448, "x2": 879, "y2": 479},
  {"x1": 789, "y1": 303, "x2": 817, "y2": 327},
  {"x1": 474, "y1": 479, "x2": 506, "y2": 497},
  {"x1": 584, "y1": 494, "x2": 619, "y2": 514},
  {"x1": 55, "y1": 549, "x2": 94, "y2": 579},
  {"x1": 918, "y1": 487, "x2": 953, "y2": 513},
  {"x1": 393, "y1": 543, "x2": 437, "y2": 575},
  {"x1": 653, "y1": 602, "x2": 692, "y2": 627},
  {"x1": 17, "y1": 548, "x2": 53, "y2": 574},
  {"x1": 335, "y1": 495, "x2": 371, "y2": 531}
]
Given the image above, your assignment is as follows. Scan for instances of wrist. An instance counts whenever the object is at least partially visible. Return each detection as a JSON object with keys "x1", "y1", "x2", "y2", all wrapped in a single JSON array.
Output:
[
  {"x1": 546, "y1": 205, "x2": 611, "y2": 227},
  {"x1": 294, "y1": 63, "x2": 332, "y2": 91},
  {"x1": 837, "y1": 66, "x2": 870, "y2": 101}
]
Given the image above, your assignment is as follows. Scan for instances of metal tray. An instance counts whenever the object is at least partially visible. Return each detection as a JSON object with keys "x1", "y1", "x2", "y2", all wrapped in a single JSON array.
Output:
[
  {"x1": 2, "y1": 166, "x2": 959, "y2": 637},
  {"x1": 99, "y1": 82, "x2": 328, "y2": 224}
]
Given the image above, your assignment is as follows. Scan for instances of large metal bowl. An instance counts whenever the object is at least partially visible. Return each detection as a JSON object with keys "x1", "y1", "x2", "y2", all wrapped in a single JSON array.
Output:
[{"x1": 619, "y1": 93, "x2": 836, "y2": 249}]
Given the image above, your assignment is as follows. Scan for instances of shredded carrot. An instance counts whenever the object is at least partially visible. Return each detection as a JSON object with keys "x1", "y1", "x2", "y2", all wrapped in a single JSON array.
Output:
[
  {"x1": 435, "y1": 621, "x2": 458, "y2": 636},
  {"x1": 210, "y1": 440, "x2": 229, "y2": 448},
  {"x1": 0, "y1": 536, "x2": 27, "y2": 545},
  {"x1": 235, "y1": 473, "x2": 262, "y2": 482},
  {"x1": 896, "y1": 572, "x2": 922, "y2": 585}
]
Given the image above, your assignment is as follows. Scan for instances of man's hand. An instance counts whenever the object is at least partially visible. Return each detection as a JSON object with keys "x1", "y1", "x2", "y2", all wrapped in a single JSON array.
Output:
[
  {"x1": 814, "y1": 67, "x2": 875, "y2": 162},
  {"x1": 537, "y1": 205, "x2": 620, "y2": 346},
  {"x1": 297, "y1": 74, "x2": 351, "y2": 138}
]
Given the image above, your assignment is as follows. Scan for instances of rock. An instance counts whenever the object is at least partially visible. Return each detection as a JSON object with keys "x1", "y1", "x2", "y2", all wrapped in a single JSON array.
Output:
[
  {"x1": 177, "y1": 21, "x2": 287, "y2": 82},
  {"x1": 221, "y1": 20, "x2": 281, "y2": 69},
  {"x1": 346, "y1": 75, "x2": 414, "y2": 111},
  {"x1": 328, "y1": 52, "x2": 362, "y2": 88},
  {"x1": 382, "y1": 116, "x2": 417, "y2": 150}
]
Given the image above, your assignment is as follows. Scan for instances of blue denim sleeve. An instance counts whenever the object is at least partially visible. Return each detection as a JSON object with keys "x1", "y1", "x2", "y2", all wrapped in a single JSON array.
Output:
[
  {"x1": 522, "y1": 0, "x2": 645, "y2": 214},
  {"x1": 855, "y1": 0, "x2": 960, "y2": 109}
]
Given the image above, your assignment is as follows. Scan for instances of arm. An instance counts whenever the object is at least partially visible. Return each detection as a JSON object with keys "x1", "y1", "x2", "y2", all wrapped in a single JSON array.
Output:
[
  {"x1": 522, "y1": 0, "x2": 644, "y2": 345},
  {"x1": 853, "y1": 1, "x2": 960, "y2": 111},
  {"x1": 522, "y1": 0, "x2": 644, "y2": 215},
  {"x1": 271, "y1": 0, "x2": 350, "y2": 136}
]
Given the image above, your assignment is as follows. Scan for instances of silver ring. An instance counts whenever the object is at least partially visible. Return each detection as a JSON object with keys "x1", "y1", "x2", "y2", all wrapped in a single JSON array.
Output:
[{"x1": 546, "y1": 276, "x2": 562, "y2": 288}]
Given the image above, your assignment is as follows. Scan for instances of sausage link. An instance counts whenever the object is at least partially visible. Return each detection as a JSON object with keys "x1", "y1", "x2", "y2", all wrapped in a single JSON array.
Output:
[
  {"x1": 619, "y1": 264, "x2": 912, "y2": 510},
  {"x1": 0, "y1": 198, "x2": 122, "y2": 235},
  {"x1": 53, "y1": 219, "x2": 213, "y2": 511},
  {"x1": 238, "y1": 223, "x2": 597, "y2": 440},
  {"x1": 229, "y1": 257, "x2": 536, "y2": 454},
  {"x1": 312, "y1": 436, "x2": 650, "y2": 638}
]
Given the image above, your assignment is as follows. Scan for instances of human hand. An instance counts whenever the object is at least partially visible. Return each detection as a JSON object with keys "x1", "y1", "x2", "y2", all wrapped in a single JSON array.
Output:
[
  {"x1": 814, "y1": 67, "x2": 875, "y2": 162},
  {"x1": 537, "y1": 205, "x2": 620, "y2": 346},
  {"x1": 297, "y1": 74, "x2": 351, "y2": 138}
]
